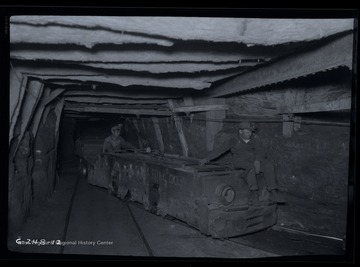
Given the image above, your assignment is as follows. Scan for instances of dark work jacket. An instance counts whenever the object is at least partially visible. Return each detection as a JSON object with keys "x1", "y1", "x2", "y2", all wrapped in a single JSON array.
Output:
[
  {"x1": 103, "y1": 135, "x2": 136, "y2": 153},
  {"x1": 204, "y1": 134, "x2": 266, "y2": 170}
]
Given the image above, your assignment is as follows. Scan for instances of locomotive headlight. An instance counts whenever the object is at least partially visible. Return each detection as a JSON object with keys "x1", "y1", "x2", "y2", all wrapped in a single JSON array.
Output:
[{"x1": 215, "y1": 184, "x2": 236, "y2": 205}]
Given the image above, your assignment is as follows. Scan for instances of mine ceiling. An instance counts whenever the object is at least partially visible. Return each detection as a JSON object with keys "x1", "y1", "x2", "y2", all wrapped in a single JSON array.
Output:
[{"x1": 10, "y1": 16, "x2": 354, "y2": 120}]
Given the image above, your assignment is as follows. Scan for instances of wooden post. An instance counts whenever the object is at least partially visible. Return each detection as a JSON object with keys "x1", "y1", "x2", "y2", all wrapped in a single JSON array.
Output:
[
  {"x1": 9, "y1": 69, "x2": 27, "y2": 145},
  {"x1": 205, "y1": 98, "x2": 226, "y2": 151},
  {"x1": 13, "y1": 79, "x2": 44, "y2": 156},
  {"x1": 152, "y1": 117, "x2": 165, "y2": 152},
  {"x1": 282, "y1": 114, "x2": 294, "y2": 138},
  {"x1": 183, "y1": 96, "x2": 195, "y2": 123},
  {"x1": 132, "y1": 119, "x2": 144, "y2": 149},
  {"x1": 294, "y1": 116, "x2": 302, "y2": 131},
  {"x1": 168, "y1": 99, "x2": 189, "y2": 157}
]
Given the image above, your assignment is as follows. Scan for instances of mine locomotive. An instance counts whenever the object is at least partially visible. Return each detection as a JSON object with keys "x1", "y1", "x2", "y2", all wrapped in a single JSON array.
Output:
[{"x1": 86, "y1": 151, "x2": 277, "y2": 239}]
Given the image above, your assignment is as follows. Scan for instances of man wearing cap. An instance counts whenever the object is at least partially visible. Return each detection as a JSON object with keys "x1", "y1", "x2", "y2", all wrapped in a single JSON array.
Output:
[
  {"x1": 200, "y1": 121, "x2": 278, "y2": 206},
  {"x1": 103, "y1": 124, "x2": 137, "y2": 153}
]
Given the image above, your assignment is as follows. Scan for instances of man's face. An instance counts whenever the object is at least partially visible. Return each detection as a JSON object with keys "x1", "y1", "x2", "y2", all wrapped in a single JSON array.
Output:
[
  {"x1": 239, "y1": 128, "x2": 252, "y2": 140},
  {"x1": 112, "y1": 129, "x2": 121, "y2": 138}
]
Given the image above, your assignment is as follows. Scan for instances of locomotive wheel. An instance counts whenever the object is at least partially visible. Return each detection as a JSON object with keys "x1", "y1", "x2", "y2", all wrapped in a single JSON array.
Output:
[
  {"x1": 78, "y1": 158, "x2": 88, "y2": 178},
  {"x1": 117, "y1": 187, "x2": 129, "y2": 200}
]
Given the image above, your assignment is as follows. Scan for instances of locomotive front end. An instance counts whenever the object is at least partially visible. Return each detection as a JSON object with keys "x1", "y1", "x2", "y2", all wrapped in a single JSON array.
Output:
[{"x1": 195, "y1": 169, "x2": 277, "y2": 239}]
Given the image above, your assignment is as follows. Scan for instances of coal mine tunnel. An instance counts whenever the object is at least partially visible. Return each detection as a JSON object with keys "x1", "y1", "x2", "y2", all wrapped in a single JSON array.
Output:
[{"x1": 6, "y1": 13, "x2": 356, "y2": 260}]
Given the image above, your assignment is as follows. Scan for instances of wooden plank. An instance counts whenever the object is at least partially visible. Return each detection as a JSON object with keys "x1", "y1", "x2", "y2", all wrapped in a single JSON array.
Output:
[
  {"x1": 209, "y1": 33, "x2": 354, "y2": 97},
  {"x1": 10, "y1": 24, "x2": 174, "y2": 47},
  {"x1": 14, "y1": 62, "x2": 247, "y2": 89},
  {"x1": 183, "y1": 96, "x2": 195, "y2": 121},
  {"x1": 52, "y1": 98, "x2": 65, "y2": 187},
  {"x1": 42, "y1": 88, "x2": 66, "y2": 106},
  {"x1": 168, "y1": 99, "x2": 189, "y2": 157},
  {"x1": 172, "y1": 104, "x2": 229, "y2": 113},
  {"x1": 54, "y1": 98, "x2": 65, "y2": 142},
  {"x1": 9, "y1": 67, "x2": 24, "y2": 124},
  {"x1": 132, "y1": 119, "x2": 144, "y2": 149},
  {"x1": 65, "y1": 103, "x2": 168, "y2": 110},
  {"x1": 10, "y1": 48, "x2": 268, "y2": 64},
  {"x1": 42, "y1": 105, "x2": 51, "y2": 123},
  {"x1": 31, "y1": 87, "x2": 51, "y2": 139},
  {"x1": 64, "y1": 90, "x2": 185, "y2": 99},
  {"x1": 10, "y1": 16, "x2": 353, "y2": 45},
  {"x1": 64, "y1": 96, "x2": 168, "y2": 105},
  {"x1": 152, "y1": 117, "x2": 165, "y2": 152},
  {"x1": 79, "y1": 62, "x2": 254, "y2": 73},
  {"x1": 282, "y1": 114, "x2": 294, "y2": 138},
  {"x1": 205, "y1": 98, "x2": 226, "y2": 151},
  {"x1": 285, "y1": 98, "x2": 352, "y2": 113},
  {"x1": 226, "y1": 78, "x2": 352, "y2": 116},
  {"x1": 13, "y1": 79, "x2": 44, "y2": 156},
  {"x1": 17, "y1": 71, "x2": 214, "y2": 90},
  {"x1": 64, "y1": 106, "x2": 172, "y2": 116},
  {"x1": 9, "y1": 70, "x2": 27, "y2": 144}
]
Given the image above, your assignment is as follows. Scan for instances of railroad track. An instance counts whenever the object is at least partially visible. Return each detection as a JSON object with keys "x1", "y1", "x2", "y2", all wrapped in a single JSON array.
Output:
[
  {"x1": 125, "y1": 201, "x2": 280, "y2": 258},
  {"x1": 60, "y1": 172, "x2": 342, "y2": 258}
]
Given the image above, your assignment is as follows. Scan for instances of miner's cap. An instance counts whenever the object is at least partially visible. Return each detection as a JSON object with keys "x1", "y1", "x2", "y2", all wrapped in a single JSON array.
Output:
[
  {"x1": 111, "y1": 124, "x2": 123, "y2": 132},
  {"x1": 238, "y1": 121, "x2": 253, "y2": 130}
]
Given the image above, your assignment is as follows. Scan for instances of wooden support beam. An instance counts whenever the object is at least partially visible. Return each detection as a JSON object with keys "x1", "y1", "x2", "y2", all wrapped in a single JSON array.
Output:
[
  {"x1": 13, "y1": 61, "x2": 247, "y2": 89},
  {"x1": 209, "y1": 33, "x2": 354, "y2": 97},
  {"x1": 19, "y1": 71, "x2": 213, "y2": 90},
  {"x1": 11, "y1": 24, "x2": 174, "y2": 47},
  {"x1": 42, "y1": 88, "x2": 66, "y2": 106},
  {"x1": 13, "y1": 79, "x2": 44, "y2": 156},
  {"x1": 64, "y1": 96, "x2": 168, "y2": 105},
  {"x1": 11, "y1": 49, "x2": 266, "y2": 64},
  {"x1": 66, "y1": 103, "x2": 168, "y2": 110},
  {"x1": 80, "y1": 62, "x2": 254, "y2": 74},
  {"x1": 282, "y1": 114, "x2": 294, "y2": 138},
  {"x1": 205, "y1": 99, "x2": 226, "y2": 151},
  {"x1": 172, "y1": 104, "x2": 229, "y2": 113},
  {"x1": 64, "y1": 106, "x2": 172, "y2": 116},
  {"x1": 9, "y1": 70, "x2": 27, "y2": 144},
  {"x1": 285, "y1": 98, "x2": 351, "y2": 113},
  {"x1": 30, "y1": 87, "x2": 51, "y2": 139},
  {"x1": 132, "y1": 119, "x2": 144, "y2": 149},
  {"x1": 294, "y1": 116, "x2": 302, "y2": 131},
  {"x1": 168, "y1": 99, "x2": 189, "y2": 157},
  {"x1": 152, "y1": 117, "x2": 165, "y2": 152},
  {"x1": 183, "y1": 96, "x2": 195, "y2": 121},
  {"x1": 64, "y1": 89, "x2": 185, "y2": 99}
]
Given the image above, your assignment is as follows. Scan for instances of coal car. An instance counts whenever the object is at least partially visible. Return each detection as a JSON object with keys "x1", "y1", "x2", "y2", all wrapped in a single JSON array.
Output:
[{"x1": 86, "y1": 151, "x2": 277, "y2": 239}]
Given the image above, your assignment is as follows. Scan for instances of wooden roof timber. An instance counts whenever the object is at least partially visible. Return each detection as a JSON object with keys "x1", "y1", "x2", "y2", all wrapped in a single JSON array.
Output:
[
  {"x1": 209, "y1": 33, "x2": 354, "y2": 97},
  {"x1": 22, "y1": 73, "x2": 204, "y2": 89},
  {"x1": 65, "y1": 102, "x2": 169, "y2": 110},
  {"x1": 10, "y1": 48, "x2": 269, "y2": 64},
  {"x1": 63, "y1": 89, "x2": 185, "y2": 99},
  {"x1": 64, "y1": 105, "x2": 172, "y2": 116},
  {"x1": 64, "y1": 96, "x2": 168, "y2": 104},
  {"x1": 10, "y1": 24, "x2": 174, "y2": 48},
  {"x1": 10, "y1": 16, "x2": 353, "y2": 45},
  {"x1": 13, "y1": 59, "x2": 255, "y2": 74},
  {"x1": 17, "y1": 64, "x2": 246, "y2": 89},
  {"x1": 78, "y1": 62, "x2": 256, "y2": 74}
]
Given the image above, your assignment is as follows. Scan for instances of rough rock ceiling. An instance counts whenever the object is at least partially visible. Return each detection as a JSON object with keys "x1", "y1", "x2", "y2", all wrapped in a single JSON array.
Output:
[
  {"x1": 10, "y1": 16, "x2": 353, "y2": 91},
  {"x1": 9, "y1": 16, "x2": 354, "y2": 120}
]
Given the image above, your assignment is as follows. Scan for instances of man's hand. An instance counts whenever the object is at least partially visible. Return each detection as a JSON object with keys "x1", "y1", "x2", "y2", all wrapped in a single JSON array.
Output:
[
  {"x1": 199, "y1": 158, "x2": 208, "y2": 167},
  {"x1": 254, "y1": 160, "x2": 261, "y2": 174}
]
